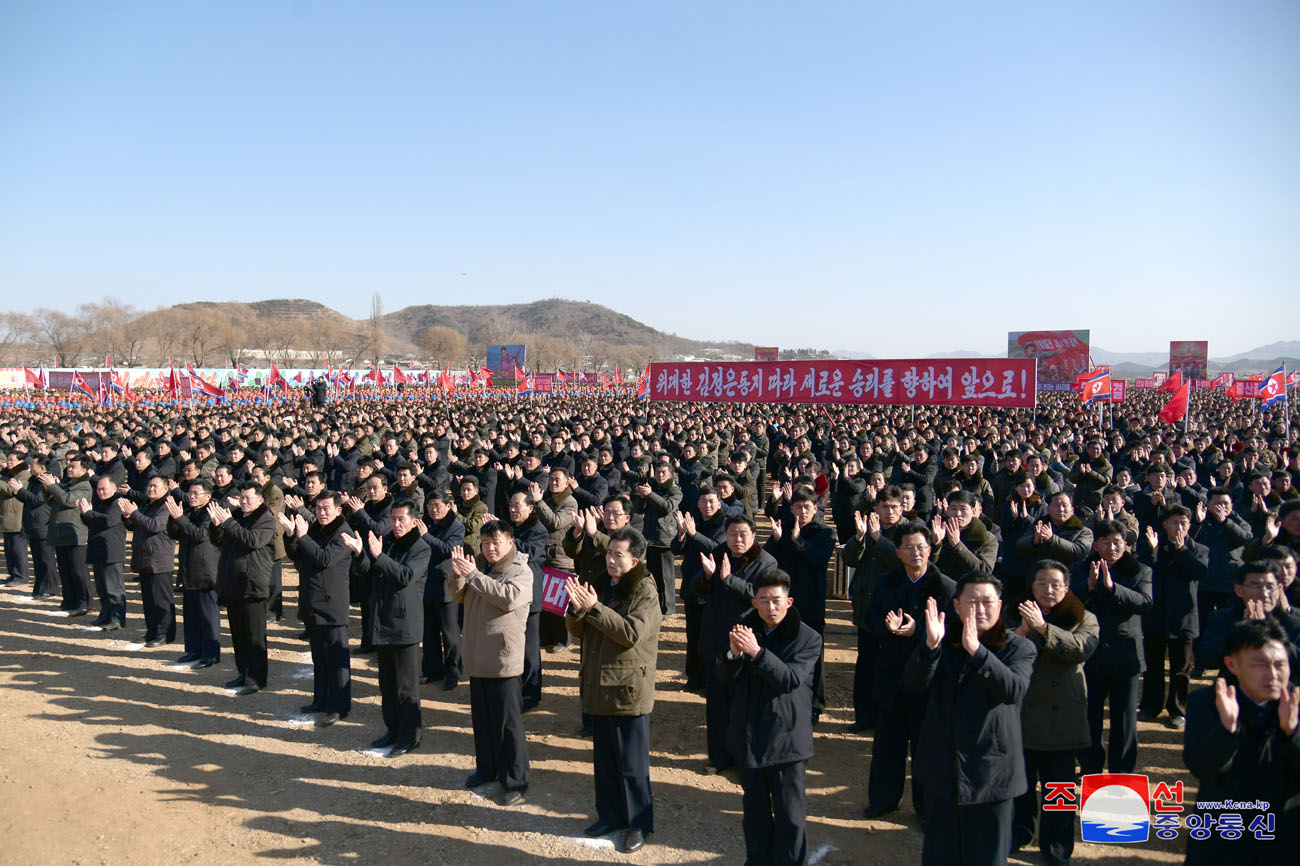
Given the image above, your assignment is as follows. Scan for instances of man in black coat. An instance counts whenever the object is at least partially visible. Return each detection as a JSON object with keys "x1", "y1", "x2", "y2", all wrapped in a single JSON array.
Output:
[
  {"x1": 77, "y1": 476, "x2": 127, "y2": 629},
  {"x1": 503, "y1": 490, "x2": 549, "y2": 711},
  {"x1": 166, "y1": 479, "x2": 221, "y2": 666},
  {"x1": 1070, "y1": 519, "x2": 1154, "y2": 774},
  {"x1": 1137, "y1": 505, "x2": 1208, "y2": 728},
  {"x1": 862, "y1": 521, "x2": 956, "y2": 820},
  {"x1": 1184, "y1": 618, "x2": 1300, "y2": 865},
  {"x1": 905, "y1": 574, "x2": 1036, "y2": 866},
  {"x1": 11, "y1": 456, "x2": 57, "y2": 598},
  {"x1": 764, "y1": 488, "x2": 834, "y2": 721},
  {"x1": 282, "y1": 491, "x2": 356, "y2": 727},
  {"x1": 672, "y1": 485, "x2": 728, "y2": 692},
  {"x1": 634, "y1": 459, "x2": 683, "y2": 617},
  {"x1": 210, "y1": 482, "x2": 276, "y2": 695},
  {"x1": 417, "y1": 491, "x2": 466, "y2": 690},
  {"x1": 349, "y1": 498, "x2": 430, "y2": 757},
  {"x1": 718, "y1": 569, "x2": 822, "y2": 866},
  {"x1": 120, "y1": 475, "x2": 178, "y2": 647},
  {"x1": 694, "y1": 514, "x2": 781, "y2": 774},
  {"x1": 1196, "y1": 561, "x2": 1300, "y2": 684},
  {"x1": 345, "y1": 474, "x2": 393, "y2": 653}
]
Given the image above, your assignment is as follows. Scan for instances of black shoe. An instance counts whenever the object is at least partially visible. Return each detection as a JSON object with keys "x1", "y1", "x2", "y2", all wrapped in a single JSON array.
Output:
[
  {"x1": 315, "y1": 713, "x2": 340, "y2": 728},
  {"x1": 301, "y1": 702, "x2": 324, "y2": 714},
  {"x1": 387, "y1": 737, "x2": 420, "y2": 758},
  {"x1": 702, "y1": 764, "x2": 720, "y2": 776},
  {"x1": 499, "y1": 790, "x2": 523, "y2": 807},
  {"x1": 91, "y1": 615, "x2": 111, "y2": 627},
  {"x1": 69, "y1": 607, "x2": 91, "y2": 617},
  {"x1": 862, "y1": 804, "x2": 896, "y2": 819},
  {"x1": 175, "y1": 653, "x2": 201, "y2": 664},
  {"x1": 371, "y1": 731, "x2": 397, "y2": 749},
  {"x1": 1168, "y1": 715, "x2": 1186, "y2": 730},
  {"x1": 294, "y1": 630, "x2": 309, "y2": 641},
  {"x1": 443, "y1": 676, "x2": 460, "y2": 691},
  {"x1": 624, "y1": 830, "x2": 645, "y2": 853},
  {"x1": 224, "y1": 675, "x2": 246, "y2": 689},
  {"x1": 31, "y1": 593, "x2": 52, "y2": 600},
  {"x1": 144, "y1": 638, "x2": 166, "y2": 648},
  {"x1": 195, "y1": 658, "x2": 216, "y2": 668},
  {"x1": 584, "y1": 820, "x2": 627, "y2": 838},
  {"x1": 1136, "y1": 710, "x2": 1160, "y2": 723},
  {"x1": 464, "y1": 772, "x2": 491, "y2": 789},
  {"x1": 101, "y1": 622, "x2": 123, "y2": 632},
  {"x1": 234, "y1": 684, "x2": 260, "y2": 696}
]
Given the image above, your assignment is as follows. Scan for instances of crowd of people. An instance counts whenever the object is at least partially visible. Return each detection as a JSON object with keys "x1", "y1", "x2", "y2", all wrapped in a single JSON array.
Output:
[{"x1": 1, "y1": 383, "x2": 1298, "y2": 865}]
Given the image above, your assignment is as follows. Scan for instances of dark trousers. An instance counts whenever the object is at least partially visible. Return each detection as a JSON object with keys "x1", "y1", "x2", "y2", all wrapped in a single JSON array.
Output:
[
  {"x1": 705, "y1": 661, "x2": 736, "y2": 768},
  {"x1": 868, "y1": 691, "x2": 928, "y2": 813},
  {"x1": 309, "y1": 623, "x2": 352, "y2": 716},
  {"x1": 801, "y1": 609, "x2": 826, "y2": 715},
  {"x1": 356, "y1": 582, "x2": 374, "y2": 648},
  {"x1": 1195, "y1": 589, "x2": 1235, "y2": 655},
  {"x1": 3, "y1": 531, "x2": 29, "y2": 583},
  {"x1": 31, "y1": 536, "x2": 59, "y2": 596},
  {"x1": 139, "y1": 570, "x2": 176, "y2": 641},
  {"x1": 91, "y1": 561, "x2": 126, "y2": 625},
  {"x1": 377, "y1": 642, "x2": 419, "y2": 742},
  {"x1": 853, "y1": 629, "x2": 878, "y2": 726},
  {"x1": 539, "y1": 609, "x2": 568, "y2": 649},
  {"x1": 422, "y1": 601, "x2": 462, "y2": 681},
  {"x1": 1081, "y1": 668, "x2": 1139, "y2": 774},
  {"x1": 182, "y1": 588, "x2": 221, "y2": 661},
  {"x1": 1141, "y1": 634, "x2": 1193, "y2": 718},
  {"x1": 645, "y1": 545, "x2": 676, "y2": 616},
  {"x1": 226, "y1": 599, "x2": 269, "y2": 688},
  {"x1": 269, "y1": 560, "x2": 283, "y2": 619},
  {"x1": 683, "y1": 601, "x2": 706, "y2": 687},
  {"x1": 469, "y1": 675, "x2": 529, "y2": 792},
  {"x1": 1013, "y1": 749, "x2": 1077, "y2": 866},
  {"x1": 591, "y1": 714, "x2": 654, "y2": 832},
  {"x1": 55, "y1": 544, "x2": 92, "y2": 610},
  {"x1": 739, "y1": 761, "x2": 807, "y2": 866},
  {"x1": 922, "y1": 797, "x2": 1013, "y2": 866},
  {"x1": 522, "y1": 610, "x2": 542, "y2": 705}
]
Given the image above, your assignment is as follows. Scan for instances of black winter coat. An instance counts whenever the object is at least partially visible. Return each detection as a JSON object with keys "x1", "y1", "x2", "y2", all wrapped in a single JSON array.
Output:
[
  {"x1": 81, "y1": 496, "x2": 126, "y2": 565},
  {"x1": 764, "y1": 517, "x2": 835, "y2": 627},
  {"x1": 168, "y1": 506, "x2": 218, "y2": 591},
  {"x1": 510, "y1": 514, "x2": 550, "y2": 614},
  {"x1": 285, "y1": 515, "x2": 353, "y2": 627},
  {"x1": 1138, "y1": 536, "x2": 1207, "y2": 639},
  {"x1": 905, "y1": 619, "x2": 1036, "y2": 805},
  {"x1": 694, "y1": 545, "x2": 780, "y2": 662},
  {"x1": 1069, "y1": 553, "x2": 1153, "y2": 676},
  {"x1": 1194, "y1": 513, "x2": 1253, "y2": 594},
  {"x1": 357, "y1": 532, "x2": 430, "y2": 645},
  {"x1": 868, "y1": 564, "x2": 957, "y2": 704},
  {"x1": 671, "y1": 512, "x2": 727, "y2": 604},
  {"x1": 127, "y1": 497, "x2": 176, "y2": 575},
  {"x1": 719, "y1": 607, "x2": 822, "y2": 768},
  {"x1": 212, "y1": 504, "x2": 276, "y2": 603},
  {"x1": 420, "y1": 512, "x2": 465, "y2": 604}
]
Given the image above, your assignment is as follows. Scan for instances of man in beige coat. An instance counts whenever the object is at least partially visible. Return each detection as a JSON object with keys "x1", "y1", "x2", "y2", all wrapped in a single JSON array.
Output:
[
  {"x1": 566, "y1": 527, "x2": 661, "y2": 853},
  {"x1": 448, "y1": 521, "x2": 532, "y2": 805}
]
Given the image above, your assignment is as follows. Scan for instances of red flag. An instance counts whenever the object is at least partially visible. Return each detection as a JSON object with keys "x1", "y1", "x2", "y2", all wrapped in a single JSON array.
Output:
[
  {"x1": 1211, "y1": 372, "x2": 1234, "y2": 389},
  {"x1": 392, "y1": 365, "x2": 410, "y2": 385},
  {"x1": 439, "y1": 370, "x2": 454, "y2": 392},
  {"x1": 1158, "y1": 383, "x2": 1189, "y2": 424},
  {"x1": 1079, "y1": 369, "x2": 1111, "y2": 405},
  {"x1": 23, "y1": 367, "x2": 43, "y2": 389},
  {"x1": 1158, "y1": 371, "x2": 1183, "y2": 394}
]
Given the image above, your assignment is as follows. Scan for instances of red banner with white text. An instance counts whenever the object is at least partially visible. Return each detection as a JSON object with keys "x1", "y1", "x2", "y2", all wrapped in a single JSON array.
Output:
[{"x1": 648, "y1": 360, "x2": 1037, "y2": 407}]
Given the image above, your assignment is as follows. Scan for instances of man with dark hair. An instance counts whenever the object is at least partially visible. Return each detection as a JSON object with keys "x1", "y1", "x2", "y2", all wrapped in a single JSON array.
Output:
[
  {"x1": 350, "y1": 498, "x2": 430, "y2": 754},
  {"x1": 1071, "y1": 519, "x2": 1153, "y2": 774},
  {"x1": 907, "y1": 573, "x2": 1036, "y2": 866},
  {"x1": 166, "y1": 477, "x2": 221, "y2": 667},
  {"x1": 566, "y1": 527, "x2": 661, "y2": 854},
  {"x1": 634, "y1": 459, "x2": 683, "y2": 617},
  {"x1": 505, "y1": 489, "x2": 550, "y2": 711},
  {"x1": 929, "y1": 489, "x2": 998, "y2": 577},
  {"x1": 695, "y1": 514, "x2": 780, "y2": 775},
  {"x1": 862, "y1": 520, "x2": 957, "y2": 820},
  {"x1": 447, "y1": 521, "x2": 532, "y2": 805},
  {"x1": 38, "y1": 452, "x2": 94, "y2": 615},
  {"x1": 282, "y1": 490, "x2": 355, "y2": 727},
  {"x1": 720, "y1": 569, "x2": 821, "y2": 866},
  {"x1": 345, "y1": 473, "x2": 392, "y2": 653},
  {"x1": 765, "y1": 487, "x2": 834, "y2": 721},
  {"x1": 1137, "y1": 505, "x2": 1208, "y2": 729},
  {"x1": 0, "y1": 452, "x2": 31, "y2": 588},
  {"x1": 210, "y1": 481, "x2": 276, "y2": 695},
  {"x1": 1184, "y1": 618, "x2": 1300, "y2": 864},
  {"x1": 77, "y1": 475, "x2": 127, "y2": 630},
  {"x1": 1197, "y1": 561, "x2": 1300, "y2": 683},
  {"x1": 416, "y1": 490, "x2": 466, "y2": 690},
  {"x1": 673, "y1": 485, "x2": 729, "y2": 692},
  {"x1": 1007, "y1": 491, "x2": 1093, "y2": 602},
  {"x1": 119, "y1": 475, "x2": 179, "y2": 647}
]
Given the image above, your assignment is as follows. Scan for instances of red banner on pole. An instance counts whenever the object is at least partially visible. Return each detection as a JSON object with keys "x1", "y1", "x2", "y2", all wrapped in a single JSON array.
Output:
[
  {"x1": 541, "y1": 566, "x2": 574, "y2": 615},
  {"x1": 648, "y1": 360, "x2": 1037, "y2": 407},
  {"x1": 1111, "y1": 380, "x2": 1126, "y2": 403}
]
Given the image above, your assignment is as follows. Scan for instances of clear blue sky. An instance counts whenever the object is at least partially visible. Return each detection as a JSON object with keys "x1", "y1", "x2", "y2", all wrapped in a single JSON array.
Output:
[{"x1": 2, "y1": 1, "x2": 1296, "y2": 358}]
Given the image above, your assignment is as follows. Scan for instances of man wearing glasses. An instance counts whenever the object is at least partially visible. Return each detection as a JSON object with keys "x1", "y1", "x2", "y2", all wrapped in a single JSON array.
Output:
[{"x1": 1196, "y1": 561, "x2": 1300, "y2": 685}]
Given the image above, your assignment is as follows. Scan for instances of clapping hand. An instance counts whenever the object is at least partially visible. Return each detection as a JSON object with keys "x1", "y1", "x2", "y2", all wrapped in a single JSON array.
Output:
[
  {"x1": 1214, "y1": 677, "x2": 1239, "y2": 733},
  {"x1": 960, "y1": 606, "x2": 980, "y2": 656},
  {"x1": 1018, "y1": 600, "x2": 1045, "y2": 633},
  {"x1": 885, "y1": 607, "x2": 916, "y2": 638},
  {"x1": 923, "y1": 597, "x2": 945, "y2": 649},
  {"x1": 1034, "y1": 520, "x2": 1053, "y2": 544},
  {"x1": 342, "y1": 532, "x2": 363, "y2": 554},
  {"x1": 366, "y1": 531, "x2": 382, "y2": 558},
  {"x1": 729, "y1": 623, "x2": 760, "y2": 658},
  {"x1": 770, "y1": 516, "x2": 783, "y2": 541},
  {"x1": 565, "y1": 576, "x2": 597, "y2": 614},
  {"x1": 276, "y1": 512, "x2": 295, "y2": 534},
  {"x1": 1145, "y1": 525, "x2": 1159, "y2": 551},
  {"x1": 206, "y1": 501, "x2": 231, "y2": 526},
  {"x1": 164, "y1": 497, "x2": 184, "y2": 519},
  {"x1": 117, "y1": 498, "x2": 137, "y2": 517},
  {"x1": 75, "y1": 498, "x2": 91, "y2": 515},
  {"x1": 449, "y1": 546, "x2": 476, "y2": 578}
]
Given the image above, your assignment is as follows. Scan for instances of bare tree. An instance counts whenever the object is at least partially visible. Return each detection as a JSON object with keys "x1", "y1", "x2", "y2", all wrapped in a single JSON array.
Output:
[
  {"x1": 0, "y1": 312, "x2": 35, "y2": 366},
  {"x1": 148, "y1": 309, "x2": 184, "y2": 366},
  {"x1": 366, "y1": 292, "x2": 385, "y2": 366},
  {"x1": 180, "y1": 308, "x2": 222, "y2": 366},
  {"x1": 417, "y1": 324, "x2": 468, "y2": 370},
  {"x1": 304, "y1": 315, "x2": 348, "y2": 367},
  {"x1": 479, "y1": 308, "x2": 523, "y2": 345},
  {"x1": 34, "y1": 308, "x2": 89, "y2": 366}
]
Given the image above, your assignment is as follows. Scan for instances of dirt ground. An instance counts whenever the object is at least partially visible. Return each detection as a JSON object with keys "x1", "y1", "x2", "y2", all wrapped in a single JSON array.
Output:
[{"x1": 0, "y1": 570, "x2": 1195, "y2": 866}]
